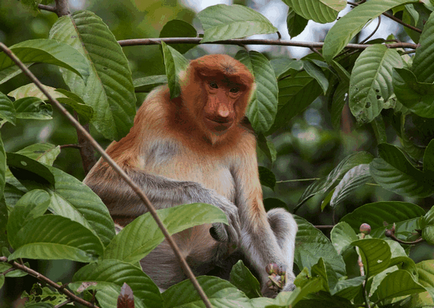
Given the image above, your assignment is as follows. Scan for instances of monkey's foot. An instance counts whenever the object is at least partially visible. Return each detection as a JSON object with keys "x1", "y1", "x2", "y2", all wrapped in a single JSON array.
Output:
[{"x1": 265, "y1": 263, "x2": 286, "y2": 293}]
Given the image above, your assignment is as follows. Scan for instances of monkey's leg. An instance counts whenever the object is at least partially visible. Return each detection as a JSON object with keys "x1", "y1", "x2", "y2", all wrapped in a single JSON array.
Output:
[{"x1": 266, "y1": 208, "x2": 298, "y2": 293}]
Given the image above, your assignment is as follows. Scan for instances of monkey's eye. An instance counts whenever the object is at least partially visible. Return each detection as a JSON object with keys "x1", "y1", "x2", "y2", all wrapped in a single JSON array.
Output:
[
  {"x1": 209, "y1": 82, "x2": 218, "y2": 89},
  {"x1": 230, "y1": 87, "x2": 239, "y2": 93}
]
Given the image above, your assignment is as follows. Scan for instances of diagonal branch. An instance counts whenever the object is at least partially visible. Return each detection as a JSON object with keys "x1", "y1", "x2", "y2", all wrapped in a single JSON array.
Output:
[
  {"x1": 0, "y1": 257, "x2": 98, "y2": 308},
  {"x1": 0, "y1": 42, "x2": 213, "y2": 308}
]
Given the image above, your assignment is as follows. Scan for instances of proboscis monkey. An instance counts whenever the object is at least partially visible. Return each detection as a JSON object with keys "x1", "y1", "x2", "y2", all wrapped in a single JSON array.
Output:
[{"x1": 84, "y1": 54, "x2": 298, "y2": 296}]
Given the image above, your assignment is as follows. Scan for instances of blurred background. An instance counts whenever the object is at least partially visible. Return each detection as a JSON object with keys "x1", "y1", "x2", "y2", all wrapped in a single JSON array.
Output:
[{"x1": 1, "y1": 0, "x2": 433, "y2": 306}]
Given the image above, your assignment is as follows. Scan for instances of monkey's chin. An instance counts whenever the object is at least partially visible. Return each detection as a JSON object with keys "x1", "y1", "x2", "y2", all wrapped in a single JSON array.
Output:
[{"x1": 204, "y1": 118, "x2": 233, "y2": 134}]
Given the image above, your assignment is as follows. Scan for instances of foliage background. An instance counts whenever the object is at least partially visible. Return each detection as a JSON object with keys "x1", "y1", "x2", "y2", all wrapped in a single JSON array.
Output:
[{"x1": 1, "y1": 0, "x2": 434, "y2": 306}]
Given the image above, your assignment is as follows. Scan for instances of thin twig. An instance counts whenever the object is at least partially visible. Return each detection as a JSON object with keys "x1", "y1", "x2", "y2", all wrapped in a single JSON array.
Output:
[
  {"x1": 385, "y1": 225, "x2": 424, "y2": 245},
  {"x1": 117, "y1": 37, "x2": 418, "y2": 50},
  {"x1": 0, "y1": 42, "x2": 213, "y2": 308},
  {"x1": 0, "y1": 257, "x2": 97, "y2": 308},
  {"x1": 37, "y1": 4, "x2": 57, "y2": 13},
  {"x1": 314, "y1": 225, "x2": 335, "y2": 229},
  {"x1": 347, "y1": 1, "x2": 422, "y2": 34},
  {"x1": 360, "y1": 15, "x2": 381, "y2": 44}
]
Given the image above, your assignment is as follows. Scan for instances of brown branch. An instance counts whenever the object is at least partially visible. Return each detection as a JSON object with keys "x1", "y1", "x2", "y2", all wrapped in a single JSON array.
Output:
[
  {"x1": 347, "y1": 1, "x2": 422, "y2": 34},
  {"x1": 38, "y1": 0, "x2": 70, "y2": 17},
  {"x1": 37, "y1": 4, "x2": 56, "y2": 13},
  {"x1": 385, "y1": 226, "x2": 424, "y2": 245},
  {"x1": 0, "y1": 42, "x2": 213, "y2": 308},
  {"x1": 117, "y1": 37, "x2": 418, "y2": 50},
  {"x1": 314, "y1": 225, "x2": 335, "y2": 229},
  {"x1": 0, "y1": 257, "x2": 97, "y2": 308}
]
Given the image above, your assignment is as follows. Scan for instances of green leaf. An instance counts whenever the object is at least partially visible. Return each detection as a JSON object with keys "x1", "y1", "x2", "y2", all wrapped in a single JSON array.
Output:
[
  {"x1": 8, "y1": 215, "x2": 103, "y2": 262},
  {"x1": 0, "y1": 64, "x2": 32, "y2": 85},
  {"x1": 0, "y1": 134, "x2": 7, "y2": 249},
  {"x1": 159, "y1": 20, "x2": 197, "y2": 54},
  {"x1": 229, "y1": 260, "x2": 262, "y2": 298},
  {"x1": 311, "y1": 258, "x2": 339, "y2": 292},
  {"x1": 286, "y1": 8, "x2": 309, "y2": 37},
  {"x1": 352, "y1": 238, "x2": 391, "y2": 277},
  {"x1": 323, "y1": 0, "x2": 419, "y2": 62},
  {"x1": 421, "y1": 205, "x2": 434, "y2": 244},
  {"x1": 103, "y1": 203, "x2": 227, "y2": 263},
  {"x1": 294, "y1": 216, "x2": 346, "y2": 277},
  {"x1": 412, "y1": 11, "x2": 434, "y2": 83},
  {"x1": 257, "y1": 133, "x2": 277, "y2": 163},
  {"x1": 333, "y1": 276, "x2": 365, "y2": 300},
  {"x1": 0, "y1": 39, "x2": 90, "y2": 81},
  {"x1": 349, "y1": 45, "x2": 403, "y2": 123},
  {"x1": 8, "y1": 83, "x2": 64, "y2": 101},
  {"x1": 16, "y1": 143, "x2": 60, "y2": 166},
  {"x1": 372, "y1": 270, "x2": 425, "y2": 301},
  {"x1": 198, "y1": 4, "x2": 278, "y2": 42},
  {"x1": 54, "y1": 89, "x2": 94, "y2": 122},
  {"x1": 49, "y1": 11, "x2": 136, "y2": 141},
  {"x1": 297, "y1": 152, "x2": 374, "y2": 207},
  {"x1": 7, "y1": 152, "x2": 115, "y2": 247},
  {"x1": 268, "y1": 71, "x2": 323, "y2": 134},
  {"x1": 341, "y1": 201, "x2": 425, "y2": 236},
  {"x1": 258, "y1": 166, "x2": 276, "y2": 190},
  {"x1": 161, "y1": 41, "x2": 189, "y2": 99},
  {"x1": 330, "y1": 164, "x2": 372, "y2": 208},
  {"x1": 283, "y1": 0, "x2": 346, "y2": 24},
  {"x1": 416, "y1": 260, "x2": 434, "y2": 298},
  {"x1": 7, "y1": 153, "x2": 55, "y2": 188},
  {"x1": 133, "y1": 75, "x2": 168, "y2": 92},
  {"x1": 0, "y1": 91, "x2": 15, "y2": 125},
  {"x1": 370, "y1": 143, "x2": 434, "y2": 198},
  {"x1": 393, "y1": 68, "x2": 434, "y2": 118},
  {"x1": 236, "y1": 50, "x2": 278, "y2": 133},
  {"x1": 270, "y1": 58, "x2": 303, "y2": 79},
  {"x1": 14, "y1": 97, "x2": 53, "y2": 120},
  {"x1": 71, "y1": 260, "x2": 162, "y2": 308},
  {"x1": 330, "y1": 222, "x2": 358, "y2": 255},
  {"x1": 7, "y1": 190, "x2": 51, "y2": 246},
  {"x1": 163, "y1": 276, "x2": 273, "y2": 308},
  {"x1": 303, "y1": 60, "x2": 329, "y2": 94}
]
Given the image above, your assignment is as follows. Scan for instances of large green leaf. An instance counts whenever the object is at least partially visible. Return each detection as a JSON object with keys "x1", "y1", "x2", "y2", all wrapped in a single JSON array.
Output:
[
  {"x1": 8, "y1": 83, "x2": 64, "y2": 101},
  {"x1": 412, "y1": 11, "x2": 434, "y2": 83},
  {"x1": 49, "y1": 11, "x2": 136, "y2": 141},
  {"x1": 16, "y1": 143, "x2": 60, "y2": 167},
  {"x1": 7, "y1": 190, "x2": 51, "y2": 246},
  {"x1": 0, "y1": 91, "x2": 15, "y2": 125},
  {"x1": 352, "y1": 238, "x2": 391, "y2": 277},
  {"x1": 198, "y1": 4, "x2": 278, "y2": 42},
  {"x1": 71, "y1": 260, "x2": 162, "y2": 308},
  {"x1": 294, "y1": 216, "x2": 346, "y2": 277},
  {"x1": 341, "y1": 201, "x2": 425, "y2": 236},
  {"x1": 103, "y1": 203, "x2": 227, "y2": 263},
  {"x1": 0, "y1": 39, "x2": 89, "y2": 82},
  {"x1": 323, "y1": 0, "x2": 419, "y2": 62},
  {"x1": 283, "y1": 0, "x2": 346, "y2": 24},
  {"x1": 133, "y1": 75, "x2": 167, "y2": 92},
  {"x1": 286, "y1": 8, "x2": 309, "y2": 38},
  {"x1": 370, "y1": 143, "x2": 434, "y2": 198},
  {"x1": 424, "y1": 140, "x2": 434, "y2": 176},
  {"x1": 161, "y1": 41, "x2": 189, "y2": 99},
  {"x1": 393, "y1": 68, "x2": 434, "y2": 118},
  {"x1": 163, "y1": 276, "x2": 273, "y2": 308},
  {"x1": 0, "y1": 134, "x2": 7, "y2": 248},
  {"x1": 159, "y1": 20, "x2": 197, "y2": 54},
  {"x1": 229, "y1": 260, "x2": 262, "y2": 299},
  {"x1": 8, "y1": 215, "x2": 103, "y2": 262},
  {"x1": 330, "y1": 222, "x2": 358, "y2": 255},
  {"x1": 14, "y1": 97, "x2": 53, "y2": 120},
  {"x1": 268, "y1": 71, "x2": 323, "y2": 134},
  {"x1": 421, "y1": 206, "x2": 434, "y2": 244},
  {"x1": 349, "y1": 45, "x2": 403, "y2": 123},
  {"x1": 416, "y1": 260, "x2": 434, "y2": 299},
  {"x1": 297, "y1": 151, "x2": 374, "y2": 207},
  {"x1": 7, "y1": 153, "x2": 115, "y2": 247},
  {"x1": 236, "y1": 50, "x2": 278, "y2": 133},
  {"x1": 372, "y1": 270, "x2": 425, "y2": 302},
  {"x1": 330, "y1": 164, "x2": 372, "y2": 208}
]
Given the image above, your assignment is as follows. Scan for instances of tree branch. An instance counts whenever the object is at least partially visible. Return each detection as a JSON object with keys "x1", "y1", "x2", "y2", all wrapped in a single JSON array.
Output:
[
  {"x1": 0, "y1": 42, "x2": 213, "y2": 308},
  {"x1": 0, "y1": 257, "x2": 97, "y2": 308},
  {"x1": 117, "y1": 37, "x2": 418, "y2": 50}
]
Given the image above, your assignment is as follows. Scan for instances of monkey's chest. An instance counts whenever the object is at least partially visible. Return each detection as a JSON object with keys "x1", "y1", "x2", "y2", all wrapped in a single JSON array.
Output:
[{"x1": 144, "y1": 150, "x2": 236, "y2": 202}]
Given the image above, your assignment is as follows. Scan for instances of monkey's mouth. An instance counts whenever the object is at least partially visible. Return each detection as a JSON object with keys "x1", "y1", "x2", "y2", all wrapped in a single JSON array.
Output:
[{"x1": 204, "y1": 117, "x2": 233, "y2": 132}]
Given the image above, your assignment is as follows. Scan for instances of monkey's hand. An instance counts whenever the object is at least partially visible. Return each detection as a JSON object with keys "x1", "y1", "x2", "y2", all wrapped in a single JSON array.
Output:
[
  {"x1": 263, "y1": 264, "x2": 296, "y2": 297},
  {"x1": 182, "y1": 182, "x2": 241, "y2": 246}
]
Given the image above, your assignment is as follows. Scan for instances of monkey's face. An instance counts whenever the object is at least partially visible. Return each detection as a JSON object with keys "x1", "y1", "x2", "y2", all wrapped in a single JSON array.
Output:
[{"x1": 202, "y1": 77, "x2": 244, "y2": 134}]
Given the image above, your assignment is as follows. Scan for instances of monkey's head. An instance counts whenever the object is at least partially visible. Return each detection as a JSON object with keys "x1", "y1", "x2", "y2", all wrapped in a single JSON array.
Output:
[{"x1": 180, "y1": 54, "x2": 255, "y2": 137}]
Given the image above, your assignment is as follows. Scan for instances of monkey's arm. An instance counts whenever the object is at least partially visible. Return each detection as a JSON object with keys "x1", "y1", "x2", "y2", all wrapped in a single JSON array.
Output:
[
  {"x1": 232, "y1": 138, "x2": 297, "y2": 295},
  {"x1": 84, "y1": 163, "x2": 241, "y2": 244}
]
